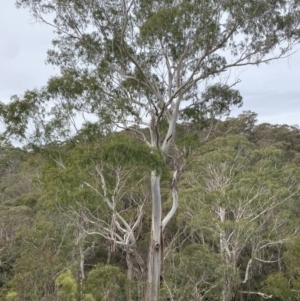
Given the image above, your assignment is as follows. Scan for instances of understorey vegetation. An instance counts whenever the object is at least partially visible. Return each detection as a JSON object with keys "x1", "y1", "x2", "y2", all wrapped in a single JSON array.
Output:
[{"x1": 1, "y1": 113, "x2": 300, "y2": 301}]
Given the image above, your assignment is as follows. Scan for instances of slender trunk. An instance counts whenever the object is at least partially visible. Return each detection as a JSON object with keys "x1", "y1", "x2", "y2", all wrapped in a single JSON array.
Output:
[
  {"x1": 127, "y1": 253, "x2": 133, "y2": 301},
  {"x1": 79, "y1": 244, "x2": 85, "y2": 300},
  {"x1": 146, "y1": 171, "x2": 162, "y2": 301},
  {"x1": 219, "y1": 207, "x2": 234, "y2": 301},
  {"x1": 126, "y1": 248, "x2": 147, "y2": 301},
  {"x1": 222, "y1": 284, "x2": 232, "y2": 301},
  {"x1": 145, "y1": 103, "x2": 179, "y2": 300}
]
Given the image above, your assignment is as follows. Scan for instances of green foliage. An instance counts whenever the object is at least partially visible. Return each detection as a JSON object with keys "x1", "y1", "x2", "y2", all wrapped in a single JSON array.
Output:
[
  {"x1": 12, "y1": 194, "x2": 39, "y2": 208},
  {"x1": 178, "y1": 133, "x2": 300, "y2": 299},
  {"x1": 264, "y1": 238, "x2": 300, "y2": 300},
  {"x1": 85, "y1": 264, "x2": 127, "y2": 301},
  {"x1": 82, "y1": 294, "x2": 96, "y2": 301},
  {"x1": 56, "y1": 270, "x2": 77, "y2": 301},
  {"x1": 41, "y1": 132, "x2": 165, "y2": 211},
  {"x1": 264, "y1": 272, "x2": 290, "y2": 300},
  {"x1": 5, "y1": 291, "x2": 18, "y2": 301},
  {"x1": 2, "y1": 115, "x2": 300, "y2": 301},
  {"x1": 162, "y1": 245, "x2": 222, "y2": 300},
  {"x1": 8, "y1": 212, "x2": 74, "y2": 301},
  {"x1": 140, "y1": 6, "x2": 182, "y2": 52},
  {"x1": 100, "y1": 133, "x2": 168, "y2": 177}
]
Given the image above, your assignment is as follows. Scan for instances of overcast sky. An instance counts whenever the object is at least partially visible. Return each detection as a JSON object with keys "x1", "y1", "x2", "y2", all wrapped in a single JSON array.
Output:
[{"x1": 1, "y1": 1, "x2": 300, "y2": 127}]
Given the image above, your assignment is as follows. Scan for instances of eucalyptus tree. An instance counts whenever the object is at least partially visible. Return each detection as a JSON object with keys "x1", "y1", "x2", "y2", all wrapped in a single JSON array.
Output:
[
  {"x1": 1, "y1": 0, "x2": 300, "y2": 299},
  {"x1": 41, "y1": 134, "x2": 167, "y2": 299},
  {"x1": 264, "y1": 237, "x2": 300, "y2": 300},
  {"x1": 0, "y1": 144, "x2": 42, "y2": 298},
  {"x1": 6, "y1": 212, "x2": 75, "y2": 301},
  {"x1": 179, "y1": 135, "x2": 300, "y2": 300}
]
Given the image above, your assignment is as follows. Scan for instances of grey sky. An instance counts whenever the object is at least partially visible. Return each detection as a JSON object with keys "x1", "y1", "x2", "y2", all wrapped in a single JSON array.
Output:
[
  {"x1": 0, "y1": 2, "x2": 57, "y2": 100},
  {"x1": 1, "y1": 1, "x2": 300, "y2": 127}
]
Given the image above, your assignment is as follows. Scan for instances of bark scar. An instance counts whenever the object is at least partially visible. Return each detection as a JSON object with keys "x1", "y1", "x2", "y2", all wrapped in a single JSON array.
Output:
[{"x1": 166, "y1": 134, "x2": 173, "y2": 142}]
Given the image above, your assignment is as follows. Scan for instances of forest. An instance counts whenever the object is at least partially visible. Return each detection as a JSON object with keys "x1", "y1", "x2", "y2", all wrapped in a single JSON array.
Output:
[
  {"x1": 1, "y1": 0, "x2": 300, "y2": 300},
  {"x1": 1, "y1": 113, "x2": 300, "y2": 301}
]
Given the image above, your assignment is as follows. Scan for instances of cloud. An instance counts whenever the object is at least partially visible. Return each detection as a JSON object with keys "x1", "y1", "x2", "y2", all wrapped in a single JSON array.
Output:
[
  {"x1": 0, "y1": 3, "x2": 57, "y2": 102},
  {"x1": 0, "y1": 40, "x2": 20, "y2": 60}
]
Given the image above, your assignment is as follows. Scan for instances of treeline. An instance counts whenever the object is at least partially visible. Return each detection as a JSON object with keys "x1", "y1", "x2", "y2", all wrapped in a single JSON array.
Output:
[{"x1": 1, "y1": 112, "x2": 300, "y2": 301}]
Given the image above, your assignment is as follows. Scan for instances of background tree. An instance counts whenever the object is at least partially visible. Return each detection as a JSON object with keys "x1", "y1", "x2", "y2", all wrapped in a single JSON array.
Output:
[
  {"x1": 0, "y1": 143, "x2": 42, "y2": 300},
  {"x1": 264, "y1": 237, "x2": 300, "y2": 300},
  {"x1": 175, "y1": 135, "x2": 300, "y2": 300},
  {"x1": 40, "y1": 133, "x2": 169, "y2": 299}
]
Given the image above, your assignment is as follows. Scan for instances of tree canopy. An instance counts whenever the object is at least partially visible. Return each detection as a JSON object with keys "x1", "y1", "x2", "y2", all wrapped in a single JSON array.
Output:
[{"x1": 3, "y1": 0, "x2": 300, "y2": 143}]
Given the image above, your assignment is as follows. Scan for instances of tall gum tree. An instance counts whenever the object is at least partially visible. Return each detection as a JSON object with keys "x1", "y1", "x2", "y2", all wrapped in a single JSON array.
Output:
[
  {"x1": 179, "y1": 135, "x2": 300, "y2": 300},
  {"x1": 1, "y1": 0, "x2": 300, "y2": 300}
]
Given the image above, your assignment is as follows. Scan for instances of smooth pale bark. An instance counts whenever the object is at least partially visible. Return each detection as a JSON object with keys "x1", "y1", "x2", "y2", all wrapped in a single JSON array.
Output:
[
  {"x1": 219, "y1": 207, "x2": 232, "y2": 301},
  {"x1": 147, "y1": 172, "x2": 162, "y2": 301},
  {"x1": 146, "y1": 168, "x2": 179, "y2": 301},
  {"x1": 79, "y1": 244, "x2": 85, "y2": 299},
  {"x1": 146, "y1": 98, "x2": 180, "y2": 300},
  {"x1": 162, "y1": 171, "x2": 179, "y2": 231}
]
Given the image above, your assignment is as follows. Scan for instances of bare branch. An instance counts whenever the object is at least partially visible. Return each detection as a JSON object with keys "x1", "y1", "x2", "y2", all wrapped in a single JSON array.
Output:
[
  {"x1": 162, "y1": 170, "x2": 179, "y2": 230},
  {"x1": 241, "y1": 259, "x2": 253, "y2": 284},
  {"x1": 240, "y1": 291, "x2": 273, "y2": 299}
]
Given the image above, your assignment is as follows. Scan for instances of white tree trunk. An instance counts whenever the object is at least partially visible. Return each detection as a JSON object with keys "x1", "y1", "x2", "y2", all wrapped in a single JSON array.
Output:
[
  {"x1": 146, "y1": 172, "x2": 162, "y2": 301},
  {"x1": 219, "y1": 207, "x2": 233, "y2": 301},
  {"x1": 79, "y1": 244, "x2": 85, "y2": 299},
  {"x1": 146, "y1": 168, "x2": 179, "y2": 301}
]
